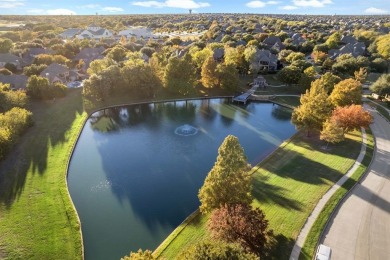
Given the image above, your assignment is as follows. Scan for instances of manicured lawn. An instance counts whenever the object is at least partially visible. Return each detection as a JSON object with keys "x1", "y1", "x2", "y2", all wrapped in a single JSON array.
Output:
[
  {"x1": 155, "y1": 130, "x2": 362, "y2": 259},
  {"x1": 0, "y1": 89, "x2": 87, "y2": 259},
  {"x1": 272, "y1": 96, "x2": 301, "y2": 107},
  {"x1": 299, "y1": 129, "x2": 374, "y2": 260}
]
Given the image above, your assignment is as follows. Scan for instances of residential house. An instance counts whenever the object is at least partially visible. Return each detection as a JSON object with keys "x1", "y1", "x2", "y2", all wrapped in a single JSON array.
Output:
[
  {"x1": 0, "y1": 74, "x2": 28, "y2": 90},
  {"x1": 118, "y1": 26, "x2": 155, "y2": 40},
  {"x1": 73, "y1": 46, "x2": 105, "y2": 71},
  {"x1": 59, "y1": 28, "x2": 82, "y2": 39},
  {"x1": 255, "y1": 49, "x2": 278, "y2": 72},
  {"x1": 340, "y1": 35, "x2": 357, "y2": 45},
  {"x1": 0, "y1": 53, "x2": 21, "y2": 70},
  {"x1": 291, "y1": 33, "x2": 306, "y2": 46},
  {"x1": 328, "y1": 42, "x2": 366, "y2": 59},
  {"x1": 263, "y1": 36, "x2": 284, "y2": 51},
  {"x1": 76, "y1": 24, "x2": 114, "y2": 40},
  {"x1": 22, "y1": 48, "x2": 53, "y2": 66},
  {"x1": 40, "y1": 63, "x2": 70, "y2": 84}
]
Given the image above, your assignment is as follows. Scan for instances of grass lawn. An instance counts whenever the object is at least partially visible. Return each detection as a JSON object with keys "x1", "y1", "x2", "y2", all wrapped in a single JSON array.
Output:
[
  {"x1": 0, "y1": 89, "x2": 87, "y2": 259},
  {"x1": 272, "y1": 96, "x2": 301, "y2": 107},
  {"x1": 299, "y1": 129, "x2": 374, "y2": 260},
  {"x1": 155, "y1": 130, "x2": 363, "y2": 259}
]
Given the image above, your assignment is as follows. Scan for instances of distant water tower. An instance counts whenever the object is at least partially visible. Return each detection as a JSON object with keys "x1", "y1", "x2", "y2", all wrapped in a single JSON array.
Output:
[{"x1": 189, "y1": 9, "x2": 192, "y2": 14}]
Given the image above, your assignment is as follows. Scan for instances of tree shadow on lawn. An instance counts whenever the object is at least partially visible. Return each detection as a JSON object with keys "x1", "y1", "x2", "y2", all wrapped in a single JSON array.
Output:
[
  {"x1": 267, "y1": 233, "x2": 295, "y2": 260},
  {"x1": 0, "y1": 89, "x2": 84, "y2": 208},
  {"x1": 252, "y1": 175, "x2": 303, "y2": 211},
  {"x1": 295, "y1": 131, "x2": 362, "y2": 161}
]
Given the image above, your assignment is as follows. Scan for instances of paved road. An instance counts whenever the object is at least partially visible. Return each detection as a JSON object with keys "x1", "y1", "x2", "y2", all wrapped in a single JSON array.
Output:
[{"x1": 322, "y1": 106, "x2": 390, "y2": 260}]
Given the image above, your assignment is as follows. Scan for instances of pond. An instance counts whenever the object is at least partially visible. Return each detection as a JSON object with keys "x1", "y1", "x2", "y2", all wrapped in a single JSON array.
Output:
[{"x1": 67, "y1": 98, "x2": 296, "y2": 260}]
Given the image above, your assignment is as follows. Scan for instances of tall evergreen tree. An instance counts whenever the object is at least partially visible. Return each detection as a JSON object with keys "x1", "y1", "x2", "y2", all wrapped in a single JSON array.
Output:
[{"x1": 198, "y1": 135, "x2": 252, "y2": 214}]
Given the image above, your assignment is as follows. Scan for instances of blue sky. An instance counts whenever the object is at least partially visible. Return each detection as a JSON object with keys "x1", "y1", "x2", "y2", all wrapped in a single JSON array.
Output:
[{"x1": 0, "y1": 0, "x2": 389, "y2": 15}]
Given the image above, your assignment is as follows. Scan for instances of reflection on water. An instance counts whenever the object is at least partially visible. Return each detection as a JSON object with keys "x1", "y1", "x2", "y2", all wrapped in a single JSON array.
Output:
[{"x1": 68, "y1": 98, "x2": 296, "y2": 260}]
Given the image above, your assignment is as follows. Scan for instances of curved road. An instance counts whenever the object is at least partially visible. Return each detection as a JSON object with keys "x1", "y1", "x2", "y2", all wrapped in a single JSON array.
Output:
[{"x1": 322, "y1": 105, "x2": 390, "y2": 259}]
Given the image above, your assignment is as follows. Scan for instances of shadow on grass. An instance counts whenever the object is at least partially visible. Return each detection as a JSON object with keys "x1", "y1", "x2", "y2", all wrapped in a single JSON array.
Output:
[
  {"x1": 0, "y1": 89, "x2": 84, "y2": 208},
  {"x1": 252, "y1": 175, "x2": 303, "y2": 210},
  {"x1": 267, "y1": 233, "x2": 295, "y2": 260}
]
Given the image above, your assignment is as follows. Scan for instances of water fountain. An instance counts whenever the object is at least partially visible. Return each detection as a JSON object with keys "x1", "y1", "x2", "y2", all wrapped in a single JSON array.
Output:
[{"x1": 174, "y1": 124, "x2": 198, "y2": 136}]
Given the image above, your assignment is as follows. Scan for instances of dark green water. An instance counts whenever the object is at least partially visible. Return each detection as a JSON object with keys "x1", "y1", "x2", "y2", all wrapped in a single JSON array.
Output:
[{"x1": 67, "y1": 98, "x2": 296, "y2": 260}]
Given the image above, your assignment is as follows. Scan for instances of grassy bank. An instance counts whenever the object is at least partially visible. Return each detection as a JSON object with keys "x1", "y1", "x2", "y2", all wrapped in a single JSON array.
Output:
[
  {"x1": 155, "y1": 130, "x2": 362, "y2": 259},
  {"x1": 299, "y1": 129, "x2": 374, "y2": 260},
  {"x1": 0, "y1": 89, "x2": 87, "y2": 259}
]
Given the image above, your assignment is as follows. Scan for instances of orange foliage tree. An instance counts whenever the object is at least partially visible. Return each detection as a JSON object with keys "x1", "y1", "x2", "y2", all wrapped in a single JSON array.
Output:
[{"x1": 330, "y1": 104, "x2": 373, "y2": 134}]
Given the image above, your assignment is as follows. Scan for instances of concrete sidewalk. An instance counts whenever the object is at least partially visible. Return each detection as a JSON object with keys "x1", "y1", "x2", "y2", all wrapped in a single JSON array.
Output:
[{"x1": 289, "y1": 128, "x2": 368, "y2": 260}]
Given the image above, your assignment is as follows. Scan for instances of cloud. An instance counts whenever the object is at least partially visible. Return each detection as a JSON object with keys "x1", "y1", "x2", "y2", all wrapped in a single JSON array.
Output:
[
  {"x1": 102, "y1": 7, "x2": 124, "y2": 12},
  {"x1": 0, "y1": 0, "x2": 24, "y2": 8},
  {"x1": 281, "y1": 5, "x2": 298, "y2": 10},
  {"x1": 46, "y1": 8, "x2": 76, "y2": 15},
  {"x1": 81, "y1": 4, "x2": 101, "y2": 9},
  {"x1": 132, "y1": 0, "x2": 210, "y2": 9},
  {"x1": 246, "y1": 1, "x2": 266, "y2": 8},
  {"x1": 292, "y1": 0, "x2": 332, "y2": 8},
  {"x1": 364, "y1": 7, "x2": 388, "y2": 14},
  {"x1": 26, "y1": 8, "x2": 45, "y2": 14},
  {"x1": 246, "y1": 1, "x2": 280, "y2": 8}
]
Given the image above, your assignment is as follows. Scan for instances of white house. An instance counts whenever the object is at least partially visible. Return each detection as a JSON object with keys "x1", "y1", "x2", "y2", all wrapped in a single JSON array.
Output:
[
  {"x1": 118, "y1": 26, "x2": 156, "y2": 40},
  {"x1": 76, "y1": 24, "x2": 114, "y2": 40}
]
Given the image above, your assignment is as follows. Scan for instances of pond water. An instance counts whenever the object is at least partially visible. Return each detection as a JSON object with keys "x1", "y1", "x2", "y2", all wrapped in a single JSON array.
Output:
[{"x1": 67, "y1": 98, "x2": 296, "y2": 260}]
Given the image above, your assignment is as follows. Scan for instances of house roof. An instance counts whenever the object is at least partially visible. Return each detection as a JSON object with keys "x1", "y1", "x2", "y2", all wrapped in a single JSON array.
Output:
[
  {"x1": 73, "y1": 47, "x2": 105, "y2": 61},
  {"x1": 40, "y1": 63, "x2": 70, "y2": 83},
  {"x1": 59, "y1": 28, "x2": 81, "y2": 38},
  {"x1": 0, "y1": 74, "x2": 28, "y2": 90},
  {"x1": 0, "y1": 53, "x2": 20, "y2": 63}
]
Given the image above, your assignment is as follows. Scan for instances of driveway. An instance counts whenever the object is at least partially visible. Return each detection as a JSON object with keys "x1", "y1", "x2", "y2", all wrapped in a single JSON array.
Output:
[{"x1": 321, "y1": 105, "x2": 390, "y2": 259}]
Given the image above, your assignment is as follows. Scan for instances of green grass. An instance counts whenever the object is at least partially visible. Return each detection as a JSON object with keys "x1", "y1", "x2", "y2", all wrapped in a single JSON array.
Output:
[
  {"x1": 272, "y1": 96, "x2": 301, "y2": 108},
  {"x1": 299, "y1": 129, "x2": 374, "y2": 260},
  {"x1": 155, "y1": 130, "x2": 363, "y2": 259},
  {"x1": 0, "y1": 89, "x2": 87, "y2": 259}
]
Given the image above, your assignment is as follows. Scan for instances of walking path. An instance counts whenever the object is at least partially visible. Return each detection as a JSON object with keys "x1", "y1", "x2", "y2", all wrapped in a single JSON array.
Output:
[
  {"x1": 321, "y1": 105, "x2": 390, "y2": 259},
  {"x1": 289, "y1": 128, "x2": 368, "y2": 260}
]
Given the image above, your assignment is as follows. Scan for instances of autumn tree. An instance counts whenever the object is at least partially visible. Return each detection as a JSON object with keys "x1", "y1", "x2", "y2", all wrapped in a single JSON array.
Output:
[
  {"x1": 191, "y1": 47, "x2": 213, "y2": 69},
  {"x1": 87, "y1": 58, "x2": 116, "y2": 75},
  {"x1": 198, "y1": 135, "x2": 252, "y2": 214},
  {"x1": 201, "y1": 56, "x2": 218, "y2": 88},
  {"x1": 224, "y1": 46, "x2": 247, "y2": 74},
  {"x1": 370, "y1": 73, "x2": 390, "y2": 96},
  {"x1": 320, "y1": 119, "x2": 345, "y2": 148},
  {"x1": 374, "y1": 34, "x2": 390, "y2": 59},
  {"x1": 178, "y1": 241, "x2": 258, "y2": 260},
  {"x1": 216, "y1": 63, "x2": 239, "y2": 91},
  {"x1": 311, "y1": 50, "x2": 328, "y2": 64},
  {"x1": 23, "y1": 64, "x2": 47, "y2": 76},
  {"x1": 318, "y1": 72, "x2": 341, "y2": 94},
  {"x1": 291, "y1": 81, "x2": 332, "y2": 136},
  {"x1": 278, "y1": 66, "x2": 301, "y2": 86},
  {"x1": 330, "y1": 105, "x2": 373, "y2": 134},
  {"x1": 121, "y1": 249, "x2": 155, "y2": 260},
  {"x1": 0, "y1": 38, "x2": 13, "y2": 53},
  {"x1": 285, "y1": 52, "x2": 305, "y2": 64},
  {"x1": 163, "y1": 54, "x2": 197, "y2": 95},
  {"x1": 329, "y1": 78, "x2": 362, "y2": 107},
  {"x1": 354, "y1": 67, "x2": 367, "y2": 83},
  {"x1": 208, "y1": 203, "x2": 273, "y2": 257}
]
